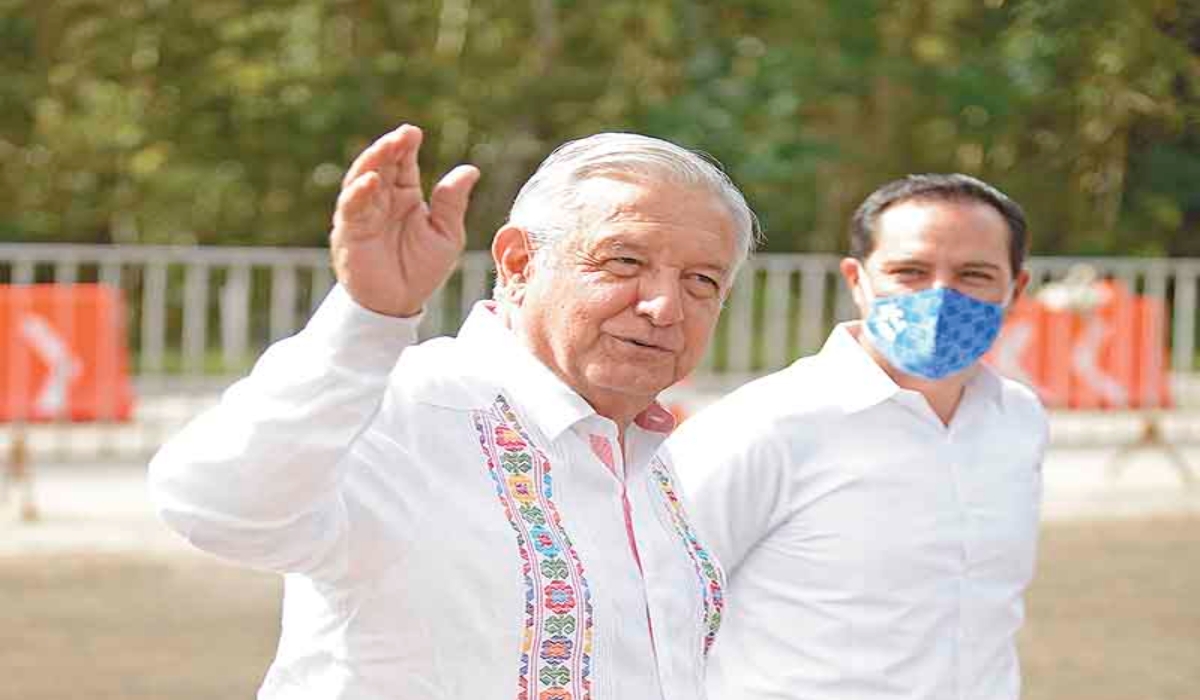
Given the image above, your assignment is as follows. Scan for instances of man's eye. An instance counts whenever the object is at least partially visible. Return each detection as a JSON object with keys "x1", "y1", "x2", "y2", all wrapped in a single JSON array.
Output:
[
  {"x1": 962, "y1": 270, "x2": 995, "y2": 280},
  {"x1": 604, "y1": 258, "x2": 642, "y2": 274},
  {"x1": 685, "y1": 274, "x2": 721, "y2": 298}
]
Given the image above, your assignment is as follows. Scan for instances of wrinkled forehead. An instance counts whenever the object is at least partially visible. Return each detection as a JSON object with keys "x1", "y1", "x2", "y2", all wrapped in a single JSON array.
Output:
[
  {"x1": 577, "y1": 174, "x2": 742, "y2": 246},
  {"x1": 598, "y1": 173, "x2": 738, "y2": 222},
  {"x1": 583, "y1": 176, "x2": 736, "y2": 232},
  {"x1": 572, "y1": 175, "x2": 648, "y2": 223},
  {"x1": 556, "y1": 178, "x2": 738, "y2": 272}
]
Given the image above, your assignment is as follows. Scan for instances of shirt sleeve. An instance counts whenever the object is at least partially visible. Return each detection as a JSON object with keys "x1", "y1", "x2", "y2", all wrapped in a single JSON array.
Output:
[
  {"x1": 147, "y1": 284, "x2": 420, "y2": 577},
  {"x1": 666, "y1": 391, "x2": 792, "y2": 578}
]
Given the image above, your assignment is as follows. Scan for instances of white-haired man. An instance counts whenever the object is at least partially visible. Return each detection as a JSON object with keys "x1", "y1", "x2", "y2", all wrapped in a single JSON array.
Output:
[{"x1": 149, "y1": 123, "x2": 758, "y2": 700}]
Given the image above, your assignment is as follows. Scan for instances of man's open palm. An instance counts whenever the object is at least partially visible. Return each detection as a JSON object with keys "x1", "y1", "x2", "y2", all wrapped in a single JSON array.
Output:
[{"x1": 330, "y1": 124, "x2": 481, "y2": 317}]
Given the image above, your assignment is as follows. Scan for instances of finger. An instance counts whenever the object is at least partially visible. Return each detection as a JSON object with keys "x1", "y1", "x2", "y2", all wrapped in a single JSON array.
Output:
[
  {"x1": 390, "y1": 126, "x2": 425, "y2": 191},
  {"x1": 332, "y1": 171, "x2": 382, "y2": 227},
  {"x1": 341, "y1": 124, "x2": 423, "y2": 190},
  {"x1": 429, "y1": 165, "x2": 481, "y2": 239}
]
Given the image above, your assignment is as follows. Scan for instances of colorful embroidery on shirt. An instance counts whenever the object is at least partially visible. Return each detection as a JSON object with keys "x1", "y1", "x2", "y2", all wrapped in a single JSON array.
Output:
[
  {"x1": 473, "y1": 395, "x2": 594, "y2": 700},
  {"x1": 649, "y1": 457, "x2": 725, "y2": 654}
]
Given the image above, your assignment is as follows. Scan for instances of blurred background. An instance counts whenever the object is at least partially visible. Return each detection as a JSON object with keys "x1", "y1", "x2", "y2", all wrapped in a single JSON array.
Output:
[
  {"x1": 4, "y1": 0, "x2": 1200, "y2": 254},
  {"x1": 1, "y1": 1, "x2": 1198, "y2": 699}
]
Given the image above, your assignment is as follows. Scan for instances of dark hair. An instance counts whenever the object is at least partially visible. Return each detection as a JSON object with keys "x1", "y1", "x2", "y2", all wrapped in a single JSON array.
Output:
[{"x1": 848, "y1": 173, "x2": 1029, "y2": 274}]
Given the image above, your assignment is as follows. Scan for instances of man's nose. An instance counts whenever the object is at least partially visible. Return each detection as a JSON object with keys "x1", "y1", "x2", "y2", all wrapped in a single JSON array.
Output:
[
  {"x1": 636, "y1": 276, "x2": 685, "y2": 326},
  {"x1": 930, "y1": 272, "x2": 954, "y2": 290}
]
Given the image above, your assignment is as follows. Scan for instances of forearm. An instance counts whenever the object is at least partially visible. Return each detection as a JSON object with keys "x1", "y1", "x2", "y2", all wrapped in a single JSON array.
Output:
[{"x1": 148, "y1": 284, "x2": 418, "y2": 570}]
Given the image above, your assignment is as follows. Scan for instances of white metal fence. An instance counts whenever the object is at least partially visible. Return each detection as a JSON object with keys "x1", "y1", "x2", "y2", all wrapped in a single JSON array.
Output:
[{"x1": 4, "y1": 244, "x2": 1200, "y2": 459}]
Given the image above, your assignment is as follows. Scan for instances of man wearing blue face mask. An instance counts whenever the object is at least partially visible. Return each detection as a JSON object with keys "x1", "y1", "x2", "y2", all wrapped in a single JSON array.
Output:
[{"x1": 668, "y1": 173, "x2": 1049, "y2": 700}]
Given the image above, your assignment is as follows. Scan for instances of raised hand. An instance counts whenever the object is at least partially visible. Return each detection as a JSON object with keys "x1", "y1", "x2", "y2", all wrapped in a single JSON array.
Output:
[{"x1": 330, "y1": 124, "x2": 481, "y2": 317}]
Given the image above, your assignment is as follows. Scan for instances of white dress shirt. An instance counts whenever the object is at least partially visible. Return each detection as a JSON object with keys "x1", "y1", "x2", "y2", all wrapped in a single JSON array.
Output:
[
  {"x1": 149, "y1": 286, "x2": 724, "y2": 700},
  {"x1": 667, "y1": 322, "x2": 1048, "y2": 700}
]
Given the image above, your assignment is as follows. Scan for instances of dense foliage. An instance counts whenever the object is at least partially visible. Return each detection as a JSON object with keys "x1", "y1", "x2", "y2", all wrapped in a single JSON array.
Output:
[{"x1": 3, "y1": 0, "x2": 1198, "y2": 255}]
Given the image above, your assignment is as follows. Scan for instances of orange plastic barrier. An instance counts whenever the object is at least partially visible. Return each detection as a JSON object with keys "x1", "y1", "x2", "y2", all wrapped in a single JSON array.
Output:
[
  {"x1": 985, "y1": 280, "x2": 1172, "y2": 410},
  {"x1": 0, "y1": 284, "x2": 135, "y2": 422}
]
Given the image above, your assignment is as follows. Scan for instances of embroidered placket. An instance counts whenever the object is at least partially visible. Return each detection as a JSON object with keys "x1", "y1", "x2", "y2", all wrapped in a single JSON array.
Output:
[
  {"x1": 474, "y1": 395, "x2": 594, "y2": 700},
  {"x1": 649, "y1": 457, "x2": 725, "y2": 654}
]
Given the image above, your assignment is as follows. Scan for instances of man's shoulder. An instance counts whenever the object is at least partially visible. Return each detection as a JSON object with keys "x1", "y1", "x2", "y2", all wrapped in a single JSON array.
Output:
[
  {"x1": 674, "y1": 356, "x2": 850, "y2": 444},
  {"x1": 714, "y1": 355, "x2": 849, "y2": 416},
  {"x1": 992, "y1": 372, "x2": 1049, "y2": 424},
  {"x1": 388, "y1": 334, "x2": 499, "y2": 412},
  {"x1": 666, "y1": 358, "x2": 852, "y2": 489}
]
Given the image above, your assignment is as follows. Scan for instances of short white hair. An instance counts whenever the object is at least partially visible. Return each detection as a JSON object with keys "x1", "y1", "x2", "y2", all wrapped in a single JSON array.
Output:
[{"x1": 494, "y1": 132, "x2": 760, "y2": 298}]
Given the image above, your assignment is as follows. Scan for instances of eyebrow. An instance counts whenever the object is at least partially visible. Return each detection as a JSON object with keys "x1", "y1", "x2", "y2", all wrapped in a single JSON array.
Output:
[
  {"x1": 880, "y1": 259, "x2": 1003, "y2": 272},
  {"x1": 596, "y1": 239, "x2": 648, "y2": 254},
  {"x1": 593, "y1": 236, "x2": 732, "y2": 278},
  {"x1": 880, "y1": 258, "x2": 931, "y2": 268},
  {"x1": 960, "y1": 261, "x2": 1004, "y2": 272}
]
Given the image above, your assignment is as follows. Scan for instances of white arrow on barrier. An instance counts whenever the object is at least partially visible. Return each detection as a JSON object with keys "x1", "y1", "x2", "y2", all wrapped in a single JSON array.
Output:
[
  {"x1": 990, "y1": 319, "x2": 1040, "y2": 390},
  {"x1": 1071, "y1": 313, "x2": 1128, "y2": 407},
  {"x1": 19, "y1": 313, "x2": 82, "y2": 417}
]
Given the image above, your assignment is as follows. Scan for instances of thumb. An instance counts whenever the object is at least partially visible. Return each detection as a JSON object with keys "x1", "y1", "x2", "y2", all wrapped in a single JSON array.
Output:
[{"x1": 429, "y1": 165, "x2": 481, "y2": 240}]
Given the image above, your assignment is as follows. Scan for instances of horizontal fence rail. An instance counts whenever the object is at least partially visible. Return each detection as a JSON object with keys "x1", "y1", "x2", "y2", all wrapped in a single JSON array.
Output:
[{"x1": 3, "y1": 244, "x2": 1200, "y2": 459}]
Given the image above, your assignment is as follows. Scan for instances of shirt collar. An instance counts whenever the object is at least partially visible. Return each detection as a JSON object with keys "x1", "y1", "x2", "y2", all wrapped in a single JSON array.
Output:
[
  {"x1": 965, "y1": 362, "x2": 1006, "y2": 410},
  {"x1": 809, "y1": 322, "x2": 1005, "y2": 414},
  {"x1": 455, "y1": 301, "x2": 676, "y2": 442},
  {"x1": 807, "y1": 322, "x2": 902, "y2": 414}
]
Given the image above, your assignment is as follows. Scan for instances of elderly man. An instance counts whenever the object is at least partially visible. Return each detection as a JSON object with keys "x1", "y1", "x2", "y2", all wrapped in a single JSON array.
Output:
[
  {"x1": 149, "y1": 123, "x2": 756, "y2": 700},
  {"x1": 669, "y1": 174, "x2": 1048, "y2": 700}
]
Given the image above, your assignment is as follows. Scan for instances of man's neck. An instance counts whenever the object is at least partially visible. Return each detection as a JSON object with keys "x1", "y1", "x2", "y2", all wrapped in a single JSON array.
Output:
[
  {"x1": 589, "y1": 395, "x2": 644, "y2": 443},
  {"x1": 891, "y1": 369, "x2": 971, "y2": 426}
]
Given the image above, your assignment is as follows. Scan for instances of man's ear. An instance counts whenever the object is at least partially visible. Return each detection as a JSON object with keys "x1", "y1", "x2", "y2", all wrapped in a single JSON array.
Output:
[
  {"x1": 1009, "y1": 268, "x2": 1031, "y2": 307},
  {"x1": 492, "y1": 224, "x2": 534, "y2": 304},
  {"x1": 839, "y1": 256, "x2": 869, "y2": 317}
]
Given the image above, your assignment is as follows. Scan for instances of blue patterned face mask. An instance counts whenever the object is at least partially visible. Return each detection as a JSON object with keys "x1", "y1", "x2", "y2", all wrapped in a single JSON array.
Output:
[{"x1": 858, "y1": 268, "x2": 1010, "y2": 380}]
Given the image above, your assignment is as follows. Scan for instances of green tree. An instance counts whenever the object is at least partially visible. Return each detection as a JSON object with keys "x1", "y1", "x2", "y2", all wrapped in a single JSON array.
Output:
[{"x1": 2, "y1": 0, "x2": 1198, "y2": 258}]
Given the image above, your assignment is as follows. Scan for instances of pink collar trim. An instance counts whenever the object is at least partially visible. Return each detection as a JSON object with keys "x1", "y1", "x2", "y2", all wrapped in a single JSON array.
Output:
[{"x1": 634, "y1": 403, "x2": 677, "y2": 434}]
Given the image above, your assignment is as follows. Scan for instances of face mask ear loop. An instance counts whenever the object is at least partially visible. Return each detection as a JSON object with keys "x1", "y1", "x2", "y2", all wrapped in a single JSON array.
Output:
[{"x1": 1000, "y1": 280, "x2": 1018, "y2": 311}]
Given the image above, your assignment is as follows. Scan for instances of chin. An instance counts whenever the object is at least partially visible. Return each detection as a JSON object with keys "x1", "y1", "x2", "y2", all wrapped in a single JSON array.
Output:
[{"x1": 590, "y1": 369, "x2": 674, "y2": 401}]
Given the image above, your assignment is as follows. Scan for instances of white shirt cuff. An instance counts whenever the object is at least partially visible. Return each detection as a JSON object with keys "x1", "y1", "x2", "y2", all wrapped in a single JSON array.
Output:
[{"x1": 304, "y1": 284, "x2": 423, "y2": 366}]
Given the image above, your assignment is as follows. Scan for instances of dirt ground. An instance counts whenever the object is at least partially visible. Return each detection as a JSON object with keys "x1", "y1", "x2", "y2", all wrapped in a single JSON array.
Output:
[{"x1": 2, "y1": 516, "x2": 1197, "y2": 700}]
